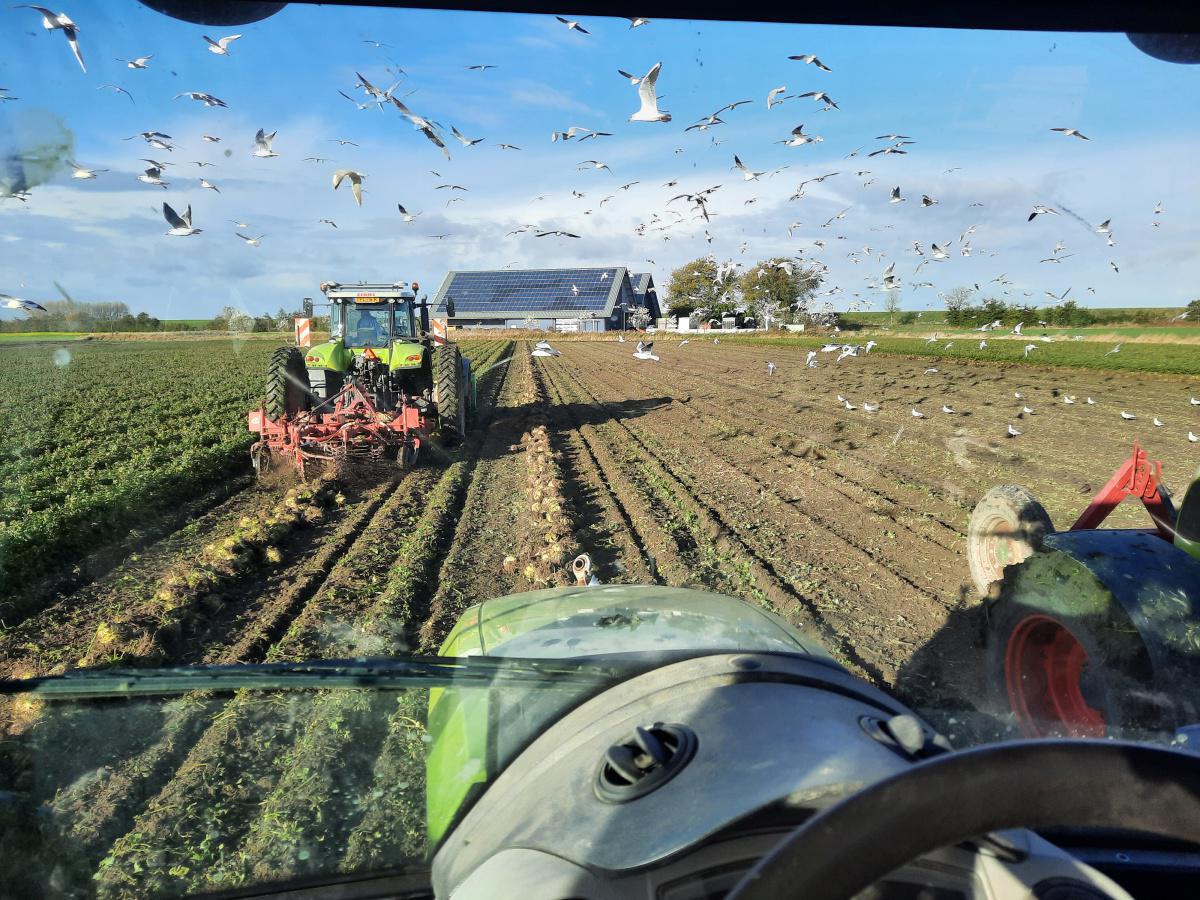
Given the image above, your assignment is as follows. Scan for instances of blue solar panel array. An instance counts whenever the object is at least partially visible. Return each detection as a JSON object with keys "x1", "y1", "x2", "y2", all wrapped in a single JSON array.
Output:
[{"x1": 431, "y1": 268, "x2": 627, "y2": 318}]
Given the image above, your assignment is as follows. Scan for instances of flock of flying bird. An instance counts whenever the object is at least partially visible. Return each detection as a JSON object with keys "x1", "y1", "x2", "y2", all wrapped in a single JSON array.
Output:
[{"x1": 2, "y1": 9, "x2": 1196, "y2": 445}]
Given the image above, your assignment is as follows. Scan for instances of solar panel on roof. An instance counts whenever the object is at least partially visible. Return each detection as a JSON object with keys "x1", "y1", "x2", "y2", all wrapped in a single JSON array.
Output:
[{"x1": 434, "y1": 268, "x2": 625, "y2": 317}]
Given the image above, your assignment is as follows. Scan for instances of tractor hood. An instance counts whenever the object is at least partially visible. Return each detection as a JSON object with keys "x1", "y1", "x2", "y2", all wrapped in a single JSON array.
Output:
[
  {"x1": 304, "y1": 338, "x2": 426, "y2": 372},
  {"x1": 437, "y1": 584, "x2": 833, "y2": 662}
]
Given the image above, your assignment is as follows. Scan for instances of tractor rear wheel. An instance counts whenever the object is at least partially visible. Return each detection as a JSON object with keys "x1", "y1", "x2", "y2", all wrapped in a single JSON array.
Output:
[
  {"x1": 265, "y1": 346, "x2": 311, "y2": 421},
  {"x1": 433, "y1": 344, "x2": 466, "y2": 443},
  {"x1": 967, "y1": 485, "x2": 1054, "y2": 596}
]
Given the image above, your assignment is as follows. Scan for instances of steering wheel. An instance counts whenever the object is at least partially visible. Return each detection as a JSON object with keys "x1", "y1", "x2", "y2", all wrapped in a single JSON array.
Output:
[{"x1": 728, "y1": 740, "x2": 1200, "y2": 900}]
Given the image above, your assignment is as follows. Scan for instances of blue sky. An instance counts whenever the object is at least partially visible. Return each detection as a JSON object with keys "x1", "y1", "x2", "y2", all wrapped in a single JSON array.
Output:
[{"x1": 1, "y1": 2, "x2": 1197, "y2": 319}]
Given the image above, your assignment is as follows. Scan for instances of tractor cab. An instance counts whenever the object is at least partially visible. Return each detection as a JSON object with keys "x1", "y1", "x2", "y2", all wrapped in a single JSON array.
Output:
[{"x1": 329, "y1": 286, "x2": 420, "y2": 350}]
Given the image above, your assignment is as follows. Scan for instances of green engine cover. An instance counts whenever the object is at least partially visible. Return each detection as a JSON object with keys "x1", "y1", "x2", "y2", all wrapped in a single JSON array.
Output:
[{"x1": 302, "y1": 338, "x2": 426, "y2": 372}]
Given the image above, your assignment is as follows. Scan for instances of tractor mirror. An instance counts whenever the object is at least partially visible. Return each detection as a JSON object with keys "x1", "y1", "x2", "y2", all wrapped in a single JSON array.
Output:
[{"x1": 446, "y1": 298, "x2": 456, "y2": 318}]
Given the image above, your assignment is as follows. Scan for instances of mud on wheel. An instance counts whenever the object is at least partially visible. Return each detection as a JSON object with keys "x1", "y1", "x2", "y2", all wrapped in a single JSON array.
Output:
[
  {"x1": 967, "y1": 485, "x2": 1054, "y2": 596},
  {"x1": 265, "y1": 346, "x2": 312, "y2": 421},
  {"x1": 433, "y1": 344, "x2": 467, "y2": 443}
]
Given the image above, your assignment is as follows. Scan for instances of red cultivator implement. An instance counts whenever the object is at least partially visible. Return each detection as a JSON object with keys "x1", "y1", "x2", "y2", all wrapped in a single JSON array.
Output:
[{"x1": 249, "y1": 378, "x2": 431, "y2": 478}]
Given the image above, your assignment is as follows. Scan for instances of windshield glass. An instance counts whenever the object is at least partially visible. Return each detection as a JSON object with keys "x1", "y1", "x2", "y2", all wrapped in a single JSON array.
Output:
[
  {"x1": 344, "y1": 304, "x2": 411, "y2": 346},
  {"x1": 1, "y1": 1, "x2": 1198, "y2": 897}
]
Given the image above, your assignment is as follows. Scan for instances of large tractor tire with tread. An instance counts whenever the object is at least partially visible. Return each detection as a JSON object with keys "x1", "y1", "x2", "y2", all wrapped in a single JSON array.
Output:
[
  {"x1": 967, "y1": 484, "x2": 1054, "y2": 596},
  {"x1": 433, "y1": 344, "x2": 467, "y2": 443},
  {"x1": 265, "y1": 346, "x2": 312, "y2": 421}
]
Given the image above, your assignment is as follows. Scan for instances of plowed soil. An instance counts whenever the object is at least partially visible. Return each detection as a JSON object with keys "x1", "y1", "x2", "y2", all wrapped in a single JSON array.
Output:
[{"x1": 1, "y1": 335, "x2": 1197, "y2": 896}]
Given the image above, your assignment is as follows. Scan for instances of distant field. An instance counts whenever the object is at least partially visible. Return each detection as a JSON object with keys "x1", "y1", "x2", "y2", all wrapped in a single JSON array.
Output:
[
  {"x1": 842, "y1": 307, "x2": 1189, "y2": 327},
  {"x1": 160, "y1": 319, "x2": 212, "y2": 328},
  {"x1": 713, "y1": 332, "x2": 1200, "y2": 375},
  {"x1": 0, "y1": 332, "x2": 86, "y2": 342}
]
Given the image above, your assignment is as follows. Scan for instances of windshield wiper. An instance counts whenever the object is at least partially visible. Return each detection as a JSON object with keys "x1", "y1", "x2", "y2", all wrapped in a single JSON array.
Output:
[{"x1": 0, "y1": 655, "x2": 626, "y2": 699}]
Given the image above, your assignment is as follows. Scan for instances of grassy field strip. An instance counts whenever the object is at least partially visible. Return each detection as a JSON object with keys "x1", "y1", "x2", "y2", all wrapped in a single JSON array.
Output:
[{"x1": 704, "y1": 332, "x2": 1200, "y2": 375}]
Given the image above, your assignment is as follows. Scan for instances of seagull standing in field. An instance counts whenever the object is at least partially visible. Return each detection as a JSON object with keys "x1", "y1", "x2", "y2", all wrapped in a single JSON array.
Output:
[
  {"x1": 162, "y1": 202, "x2": 201, "y2": 236},
  {"x1": 1153, "y1": 417, "x2": 1165, "y2": 427},
  {"x1": 806, "y1": 350, "x2": 818, "y2": 367},
  {"x1": 863, "y1": 402, "x2": 879, "y2": 412},
  {"x1": 767, "y1": 361, "x2": 777, "y2": 375},
  {"x1": 17, "y1": 5, "x2": 86, "y2": 72},
  {"x1": 204, "y1": 34, "x2": 242, "y2": 55},
  {"x1": 630, "y1": 62, "x2": 670, "y2": 122},
  {"x1": 1051, "y1": 127, "x2": 1089, "y2": 140},
  {"x1": 1189, "y1": 432, "x2": 1199, "y2": 443},
  {"x1": 531, "y1": 339, "x2": 561, "y2": 358},
  {"x1": 911, "y1": 408, "x2": 926, "y2": 419},
  {"x1": 253, "y1": 129, "x2": 279, "y2": 158},
  {"x1": 554, "y1": 15, "x2": 589, "y2": 33},
  {"x1": 633, "y1": 340, "x2": 660, "y2": 361},
  {"x1": 1121, "y1": 411, "x2": 1136, "y2": 420},
  {"x1": 1007, "y1": 423, "x2": 1022, "y2": 438},
  {"x1": 332, "y1": 169, "x2": 366, "y2": 205}
]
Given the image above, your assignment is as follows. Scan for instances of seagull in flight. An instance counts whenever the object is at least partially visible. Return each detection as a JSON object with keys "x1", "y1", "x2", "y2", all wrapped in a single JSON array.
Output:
[
  {"x1": 535, "y1": 229, "x2": 581, "y2": 238},
  {"x1": 465, "y1": 64, "x2": 497, "y2": 70},
  {"x1": 733, "y1": 154, "x2": 765, "y2": 181},
  {"x1": 235, "y1": 233, "x2": 264, "y2": 246},
  {"x1": 17, "y1": 5, "x2": 85, "y2": 71},
  {"x1": 627, "y1": 16, "x2": 650, "y2": 27},
  {"x1": 1050, "y1": 127, "x2": 1089, "y2": 140},
  {"x1": 204, "y1": 34, "x2": 242, "y2": 55},
  {"x1": 788, "y1": 53, "x2": 831, "y2": 71},
  {"x1": 199, "y1": 178, "x2": 219, "y2": 192},
  {"x1": 1, "y1": 294, "x2": 47, "y2": 312},
  {"x1": 137, "y1": 165, "x2": 169, "y2": 188},
  {"x1": 630, "y1": 62, "x2": 670, "y2": 122},
  {"x1": 332, "y1": 169, "x2": 366, "y2": 205},
  {"x1": 69, "y1": 161, "x2": 106, "y2": 179},
  {"x1": 795, "y1": 90, "x2": 839, "y2": 109},
  {"x1": 118, "y1": 54, "x2": 152, "y2": 69},
  {"x1": 329, "y1": 138, "x2": 360, "y2": 147},
  {"x1": 554, "y1": 15, "x2": 589, "y2": 33},
  {"x1": 531, "y1": 339, "x2": 561, "y2": 357},
  {"x1": 633, "y1": 340, "x2": 660, "y2": 361},
  {"x1": 889, "y1": 186, "x2": 905, "y2": 203},
  {"x1": 162, "y1": 202, "x2": 201, "y2": 236},
  {"x1": 450, "y1": 126, "x2": 484, "y2": 147},
  {"x1": 175, "y1": 91, "x2": 228, "y2": 108},
  {"x1": 397, "y1": 203, "x2": 419, "y2": 222},
  {"x1": 1028, "y1": 205, "x2": 1058, "y2": 221},
  {"x1": 319, "y1": 219, "x2": 338, "y2": 228},
  {"x1": 253, "y1": 129, "x2": 279, "y2": 157}
]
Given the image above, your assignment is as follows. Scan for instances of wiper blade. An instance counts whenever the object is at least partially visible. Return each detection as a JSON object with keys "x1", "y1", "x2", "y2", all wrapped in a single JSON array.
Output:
[{"x1": 0, "y1": 655, "x2": 625, "y2": 699}]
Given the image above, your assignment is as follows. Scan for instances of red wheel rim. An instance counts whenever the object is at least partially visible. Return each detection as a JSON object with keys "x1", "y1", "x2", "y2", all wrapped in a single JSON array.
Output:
[{"x1": 1004, "y1": 614, "x2": 1106, "y2": 738}]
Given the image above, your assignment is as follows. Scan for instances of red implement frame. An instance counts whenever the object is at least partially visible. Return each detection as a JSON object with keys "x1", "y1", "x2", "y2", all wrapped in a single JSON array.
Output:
[
  {"x1": 249, "y1": 377, "x2": 428, "y2": 476},
  {"x1": 1070, "y1": 442, "x2": 1177, "y2": 541}
]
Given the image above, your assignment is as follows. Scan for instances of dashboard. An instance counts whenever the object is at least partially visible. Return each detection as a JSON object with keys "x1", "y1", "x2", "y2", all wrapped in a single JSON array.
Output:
[{"x1": 432, "y1": 652, "x2": 1130, "y2": 898}]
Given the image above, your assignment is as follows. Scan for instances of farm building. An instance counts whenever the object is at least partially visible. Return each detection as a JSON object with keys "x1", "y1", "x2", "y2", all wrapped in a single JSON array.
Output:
[{"x1": 430, "y1": 267, "x2": 660, "y2": 331}]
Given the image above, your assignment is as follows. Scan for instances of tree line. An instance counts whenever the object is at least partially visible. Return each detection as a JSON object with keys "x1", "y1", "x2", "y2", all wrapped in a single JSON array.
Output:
[
  {"x1": 0, "y1": 299, "x2": 318, "y2": 334},
  {"x1": 664, "y1": 256, "x2": 834, "y2": 327}
]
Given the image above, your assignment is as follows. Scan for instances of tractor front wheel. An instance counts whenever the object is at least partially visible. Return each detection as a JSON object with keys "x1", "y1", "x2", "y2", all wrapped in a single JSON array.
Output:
[
  {"x1": 265, "y1": 346, "x2": 312, "y2": 421},
  {"x1": 433, "y1": 344, "x2": 467, "y2": 443},
  {"x1": 967, "y1": 485, "x2": 1054, "y2": 596}
]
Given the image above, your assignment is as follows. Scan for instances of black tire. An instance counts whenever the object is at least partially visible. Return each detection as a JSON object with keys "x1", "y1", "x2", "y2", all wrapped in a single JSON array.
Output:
[
  {"x1": 433, "y1": 344, "x2": 466, "y2": 442},
  {"x1": 265, "y1": 346, "x2": 312, "y2": 421},
  {"x1": 967, "y1": 485, "x2": 1054, "y2": 596}
]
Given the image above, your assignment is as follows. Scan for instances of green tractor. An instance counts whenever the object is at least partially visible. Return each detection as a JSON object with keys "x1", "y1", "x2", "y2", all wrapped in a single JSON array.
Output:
[
  {"x1": 249, "y1": 282, "x2": 475, "y2": 473},
  {"x1": 968, "y1": 443, "x2": 1200, "y2": 739}
]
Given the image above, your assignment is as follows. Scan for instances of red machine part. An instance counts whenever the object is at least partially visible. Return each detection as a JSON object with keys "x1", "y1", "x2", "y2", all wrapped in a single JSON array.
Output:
[
  {"x1": 249, "y1": 377, "x2": 429, "y2": 474},
  {"x1": 1069, "y1": 441, "x2": 1177, "y2": 541}
]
